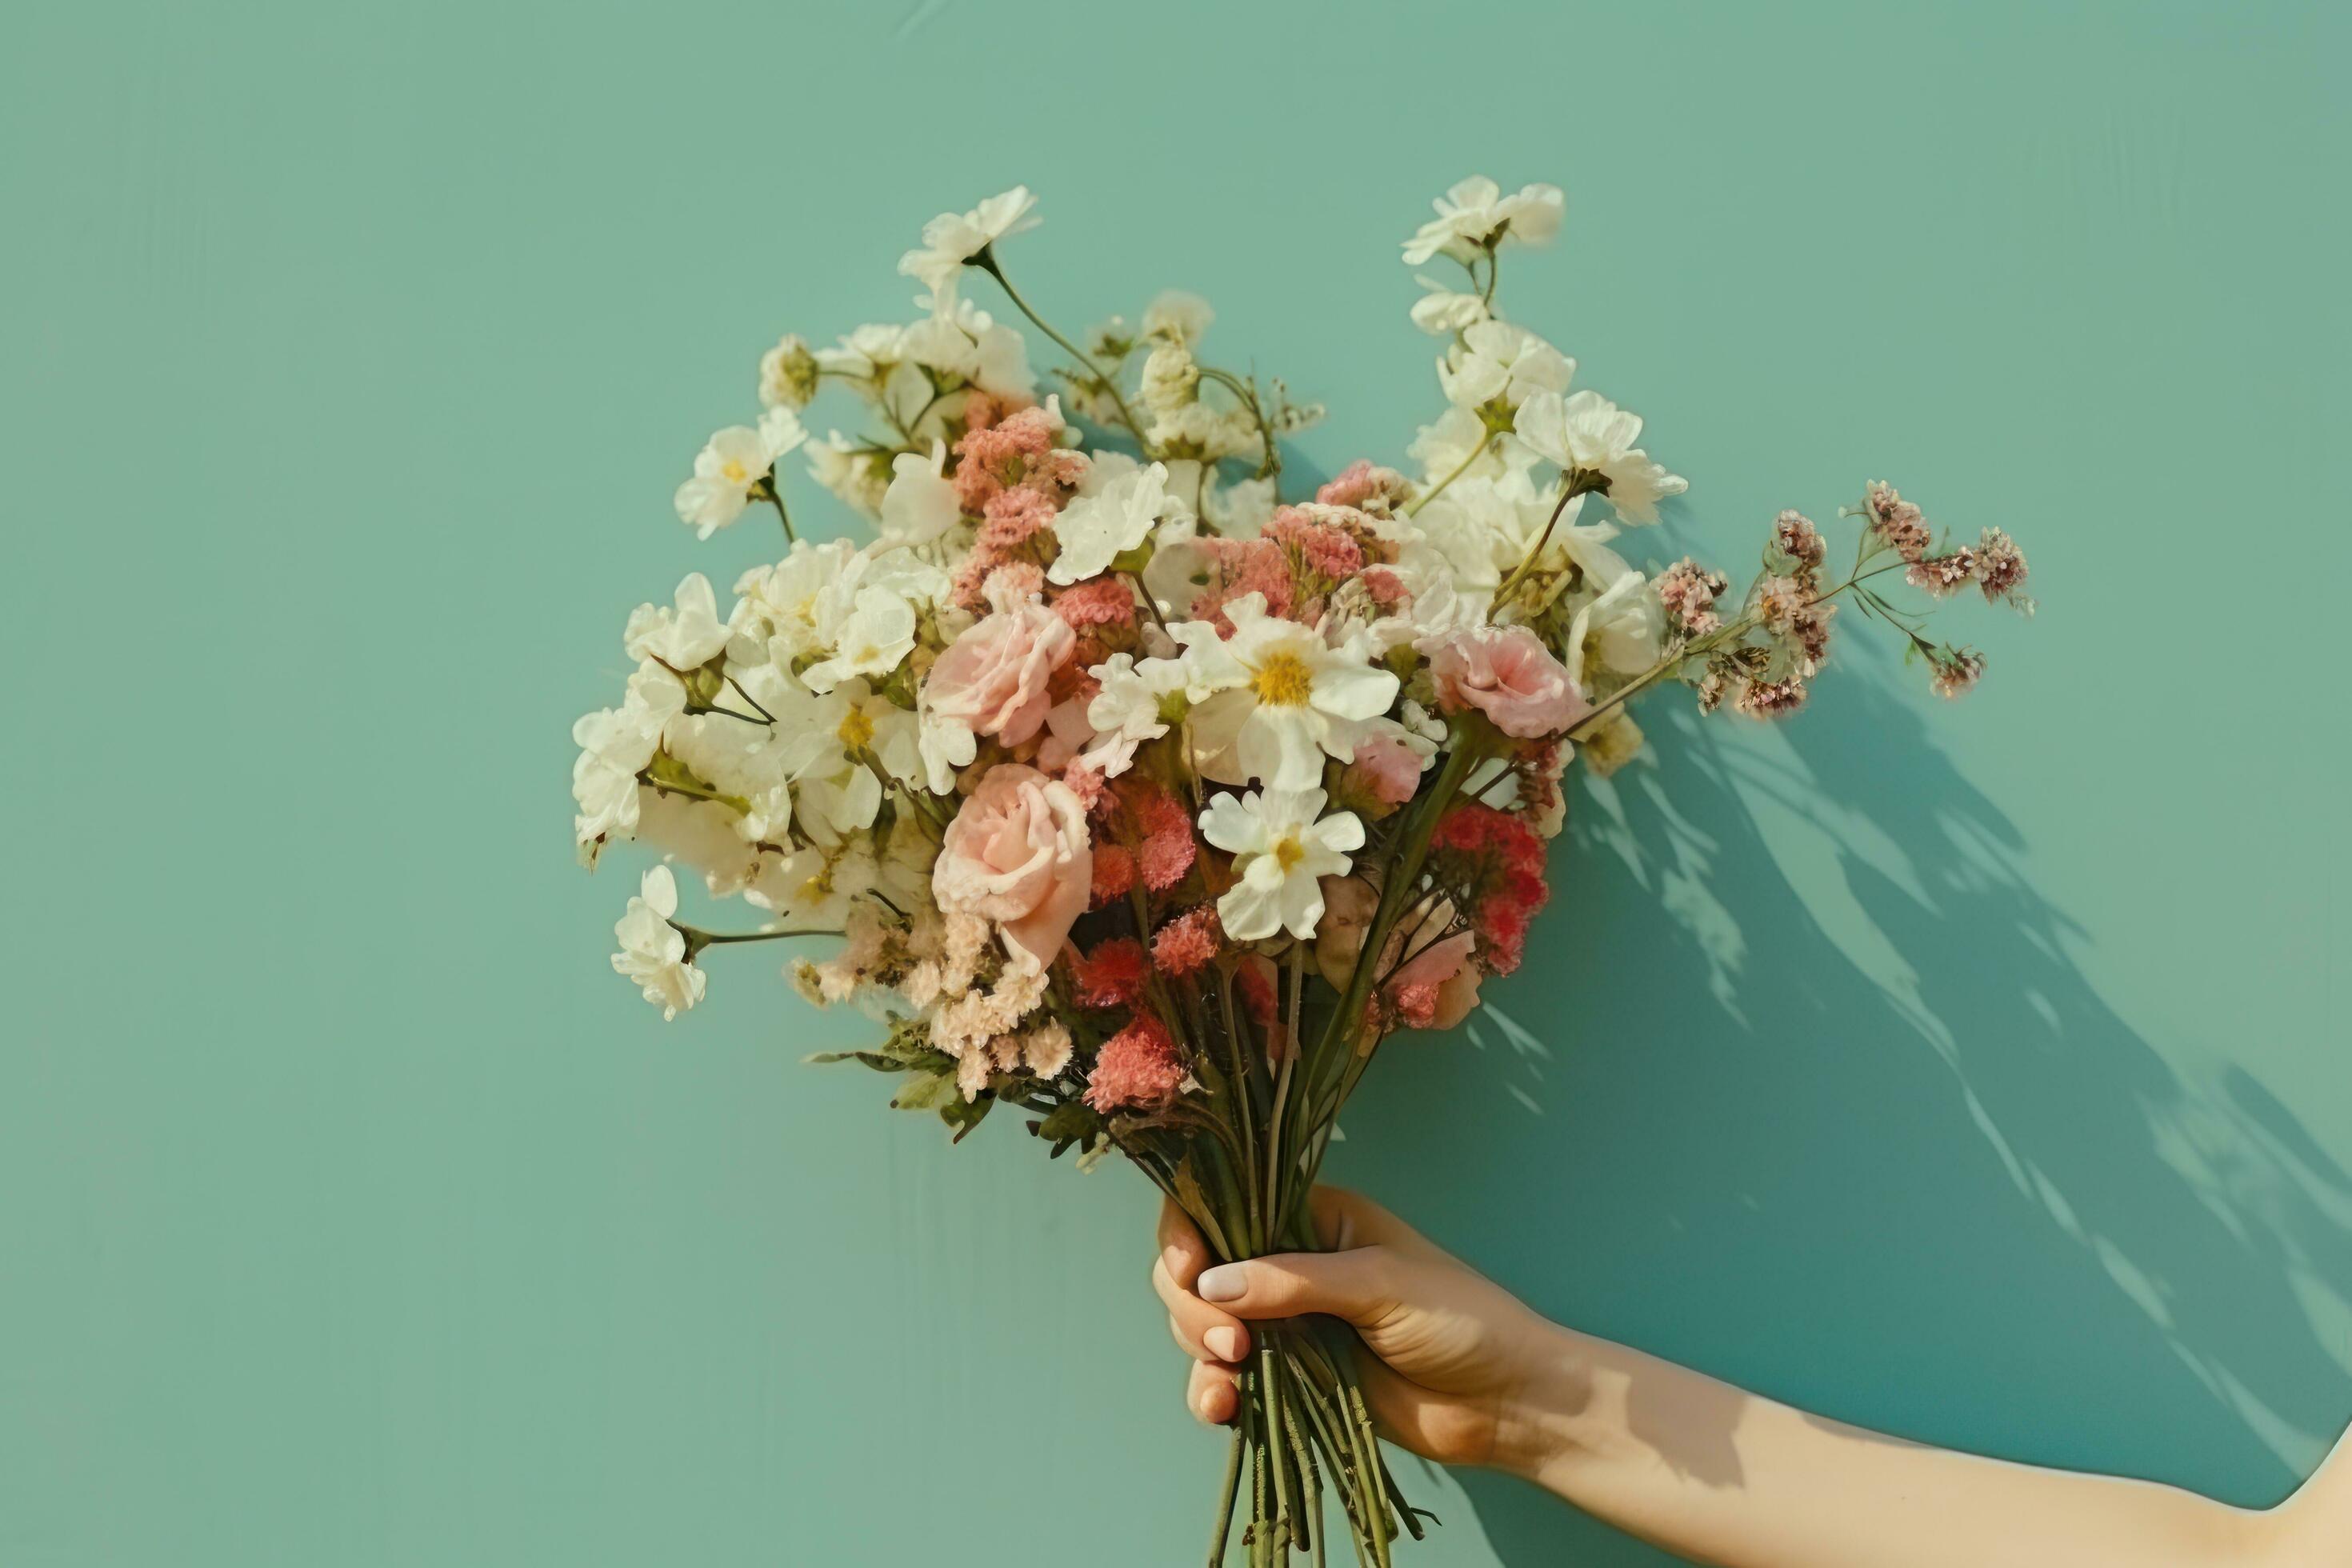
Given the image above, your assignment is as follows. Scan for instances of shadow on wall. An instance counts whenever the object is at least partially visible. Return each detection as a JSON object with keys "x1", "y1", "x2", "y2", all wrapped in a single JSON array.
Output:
[{"x1": 1334, "y1": 666, "x2": 2352, "y2": 1568}]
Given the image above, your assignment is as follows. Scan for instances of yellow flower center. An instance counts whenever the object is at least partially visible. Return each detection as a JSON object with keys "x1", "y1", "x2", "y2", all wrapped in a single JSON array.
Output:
[
  {"x1": 1251, "y1": 651, "x2": 1314, "y2": 707},
  {"x1": 837, "y1": 707, "x2": 876, "y2": 750},
  {"x1": 721, "y1": 458, "x2": 750, "y2": 484},
  {"x1": 1273, "y1": 835, "x2": 1306, "y2": 873}
]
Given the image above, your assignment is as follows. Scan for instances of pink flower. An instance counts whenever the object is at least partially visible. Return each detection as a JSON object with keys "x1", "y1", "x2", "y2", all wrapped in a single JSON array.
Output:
[
  {"x1": 1387, "y1": 929, "x2": 1482, "y2": 1030},
  {"x1": 1083, "y1": 1014, "x2": 1187, "y2": 1112},
  {"x1": 926, "y1": 593, "x2": 1075, "y2": 746},
  {"x1": 1346, "y1": 731, "x2": 1425, "y2": 806},
  {"x1": 933, "y1": 764, "x2": 1093, "y2": 971},
  {"x1": 1150, "y1": 906, "x2": 1222, "y2": 979},
  {"x1": 1428, "y1": 625, "x2": 1590, "y2": 738}
]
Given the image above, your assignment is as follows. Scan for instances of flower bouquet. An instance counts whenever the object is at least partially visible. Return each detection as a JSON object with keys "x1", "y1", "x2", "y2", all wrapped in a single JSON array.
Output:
[{"x1": 572, "y1": 177, "x2": 2031, "y2": 1563}]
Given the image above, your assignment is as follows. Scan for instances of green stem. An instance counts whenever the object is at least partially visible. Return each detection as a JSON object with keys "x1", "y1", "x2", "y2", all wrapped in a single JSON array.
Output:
[
  {"x1": 975, "y1": 251, "x2": 1155, "y2": 457},
  {"x1": 674, "y1": 922, "x2": 842, "y2": 960},
  {"x1": 1208, "y1": 1425, "x2": 1246, "y2": 1567},
  {"x1": 1491, "y1": 474, "x2": 1593, "y2": 606},
  {"x1": 762, "y1": 477, "x2": 796, "y2": 543},
  {"x1": 1403, "y1": 433, "x2": 1492, "y2": 518}
]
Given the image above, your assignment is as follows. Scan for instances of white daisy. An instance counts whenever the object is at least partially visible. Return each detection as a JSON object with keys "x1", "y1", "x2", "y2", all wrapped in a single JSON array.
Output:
[
  {"x1": 624, "y1": 574, "x2": 731, "y2": 670},
  {"x1": 674, "y1": 407, "x2": 806, "y2": 539},
  {"x1": 1199, "y1": 787, "x2": 1365, "y2": 942},
  {"x1": 1178, "y1": 596, "x2": 1402, "y2": 791},
  {"x1": 878, "y1": 440, "x2": 962, "y2": 546}
]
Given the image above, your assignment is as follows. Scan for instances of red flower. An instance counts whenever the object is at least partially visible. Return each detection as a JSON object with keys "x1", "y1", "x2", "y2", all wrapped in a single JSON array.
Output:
[{"x1": 1070, "y1": 938, "x2": 1148, "y2": 1009}]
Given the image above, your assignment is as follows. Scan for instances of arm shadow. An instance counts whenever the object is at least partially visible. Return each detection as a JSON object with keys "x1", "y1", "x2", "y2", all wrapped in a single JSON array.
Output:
[{"x1": 1332, "y1": 666, "x2": 2352, "y2": 1567}]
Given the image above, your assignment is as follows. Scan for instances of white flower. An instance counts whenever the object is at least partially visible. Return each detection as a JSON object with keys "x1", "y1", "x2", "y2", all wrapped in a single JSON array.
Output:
[
  {"x1": 572, "y1": 661, "x2": 686, "y2": 857},
  {"x1": 1178, "y1": 596, "x2": 1402, "y2": 791},
  {"x1": 1199, "y1": 787, "x2": 1364, "y2": 942},
  {"x1": 624, "y1": 574, "x2": 731, "y2": 670},
  {"x1": 879, "y1": 440, "x2": 962, "y2": 546},
  {"x1": 1142, "y1": 289, "x2": 1214, "y2": 345},
  {"x1": 1438, "y1": 320, "x2": 1573, "y2": 410},
  {"x1": 1402, "y1": 178, "x2": 1566, "y2": 266},
  {"x1": 674, "y1": 407, "x2": 806, "y2": 539},
  {"x1": 1562, "y1": 548, "x2": 1664, "y2": 691},
  {"x1": 757, "y1": 334, "x2": 818, "y2": 410},
  {"x1": 1082, "y1": 651, "x2": 1202, "y2": 776},
  {"x1": 900, "y1": 298, "x2": 1035, "y2": 398},
  {"x1": 1049, "y1": 457, "x2": 1185, "y2": 585},
  {"x1": 1410, "y1": 276, "x2": 1490, "y2": 335},
  {"x1": 805, "y1": 433, "x2": 890, "y2": 517},
  {"x1": 612, "y1": 865, "x2": 706, "y2": 1020},
  {"x1": 898, "y1": 186, "x2": 1040, "y2": 312},
  {"x1": 814, "y1": 322, "x2": 908, "y2": 381},
  {"x1": 1408, "y1": 405, "x2": 1534, "y2": 486},
  {"x1": 915, "y1": 684, "x2": 978, "y2": 794},
  {"x1": 799, "y1": 586, "x2": 918, "y2": 692},
  {"x1": 1512, "y1": 389, "x2": 1688, "y2": 524}
]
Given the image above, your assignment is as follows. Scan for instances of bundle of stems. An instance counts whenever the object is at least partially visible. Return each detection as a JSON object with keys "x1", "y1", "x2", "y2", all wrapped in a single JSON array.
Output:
[{"x1": 1107, "y1": 743, "x2": 1487, "y2": 1564}]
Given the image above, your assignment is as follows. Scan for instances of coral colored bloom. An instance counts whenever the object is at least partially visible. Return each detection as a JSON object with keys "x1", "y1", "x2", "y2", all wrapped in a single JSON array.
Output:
[
  {"x1": 933, "y1": 764, "x2": 1092, "y2": 970},
  {"x1": 1070, "y1": 938, "x2": 1149, "y2": 1009},
  {"x1": 1150, "y1": 906, "x2": 1222, "y2": 978},
  {"x1": 1083, "y1": 1014, "x2": 1187, "y2": 1111},
  {"x1": 1429, "y1": 625, "x2": 1589, "y2": 738}
]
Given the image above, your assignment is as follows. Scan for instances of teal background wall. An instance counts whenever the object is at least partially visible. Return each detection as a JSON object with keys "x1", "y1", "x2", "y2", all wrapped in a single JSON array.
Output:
[{"x1": 6, "y1": 2, "x2": 2349, "y2": 1563}]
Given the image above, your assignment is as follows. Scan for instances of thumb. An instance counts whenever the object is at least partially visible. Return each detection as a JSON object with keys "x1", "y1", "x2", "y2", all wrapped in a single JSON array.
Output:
[{"x1": 1194, "y1": 1247, "x2": 1397, "y2": 1327}]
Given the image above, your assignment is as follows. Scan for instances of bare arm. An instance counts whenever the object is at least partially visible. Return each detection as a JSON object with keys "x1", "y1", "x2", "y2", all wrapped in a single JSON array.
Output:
[{"x1": 1152, "y1": 1189, "x2": 2346, "y2": 1568}]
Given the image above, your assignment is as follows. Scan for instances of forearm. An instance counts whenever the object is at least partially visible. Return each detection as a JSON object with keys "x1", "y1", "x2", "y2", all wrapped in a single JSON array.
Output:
[{"x1": 1502, "y1": 1324, "x2": 2278, "y2": 1568}]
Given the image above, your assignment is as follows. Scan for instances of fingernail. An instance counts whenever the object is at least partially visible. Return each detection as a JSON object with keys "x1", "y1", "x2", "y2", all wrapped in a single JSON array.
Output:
[
  {"x1": 1205, "y1": 1326, "x2": 1244, "y2": 1362},
  {"x1": 1198, "y1": 1264, "x2": 1246, "y2": 1302}
]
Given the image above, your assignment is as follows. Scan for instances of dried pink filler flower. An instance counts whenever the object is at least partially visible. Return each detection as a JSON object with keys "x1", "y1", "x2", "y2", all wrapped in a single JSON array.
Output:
[
  {"x1": 1657, "y1": 557, "x2": 1728, "y2": 635},
  {"x1": 1263, "y1": 509, "x2": 1366, "y2": 582},
  {"x1": 1315, "y1": 458, "x2": 1407, "y2": 511},
  {"x1": 1735, "y1": 677, "x2": 1810, "y2": 718},
  {"x1": 1931, "y1": 647, "x2": 1987, "y2": 699},
  {"x1": 1908, "y1": 550, "x2": 1977, "y2": 597},
  {"x1": 1864, "y1": 480, "x2": 1931, "y2": 562},
  {"x1": 1050, "y1": 575, "x2": 1136, "y2": 629},
  {"x1": 1773, "y1": 510, "x2": 1826, "y2": 573},
  {"x1": 1083, "y1": 1014, "x2": 1186, "y2": 1111},
  {"x1": 1973, "y1": 527, "x2": 2032, "y2": 610}
]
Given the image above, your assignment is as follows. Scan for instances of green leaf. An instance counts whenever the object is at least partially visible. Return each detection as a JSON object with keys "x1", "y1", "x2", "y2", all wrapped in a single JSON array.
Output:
[
  {"x1": 1030, "y1": 1101, "x2": 1101, "y2": 1149},
  {"x1": 1174, "y1": 1151, "x2": 1234, "y2": 1260},
  {"x1": 890, "y1": 1070, "x2": 962, "y2": 1113},
  {"x1": 939, "y1": 1094, "x2": 994, "y2": 1143}
]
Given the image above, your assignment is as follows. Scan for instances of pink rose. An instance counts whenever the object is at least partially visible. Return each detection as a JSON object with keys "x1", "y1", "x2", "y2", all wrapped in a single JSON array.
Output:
[
  {"x1": 1347, "y1": 732, "x2": 1426, "y2": 806},
  {"x1": 926, "y1": 598, "x2": 1075, "y2": 746},
  {"x1": 933, "y1": 764, "x2": 1092, "y2": 970},
  {"x1": 1428, "y1": 625, "x2": 1589, "y2": 738}
]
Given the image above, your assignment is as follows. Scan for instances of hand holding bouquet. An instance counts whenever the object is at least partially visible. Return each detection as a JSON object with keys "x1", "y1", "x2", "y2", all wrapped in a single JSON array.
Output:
[{"x1": 572, "y1": 176, "x2": 2032, "y2": 1562}]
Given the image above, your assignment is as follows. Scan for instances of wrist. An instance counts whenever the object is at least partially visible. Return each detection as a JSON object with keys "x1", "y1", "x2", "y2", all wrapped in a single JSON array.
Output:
[{"x1": 1489, "y1": 1317, "x2": 1609, "y2": 1484}]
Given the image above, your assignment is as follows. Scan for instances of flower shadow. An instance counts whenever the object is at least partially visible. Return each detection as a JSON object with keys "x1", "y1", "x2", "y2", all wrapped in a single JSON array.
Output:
[{"x1": 1331, "y1": 670, "x2": 2352, "y2": 1566}]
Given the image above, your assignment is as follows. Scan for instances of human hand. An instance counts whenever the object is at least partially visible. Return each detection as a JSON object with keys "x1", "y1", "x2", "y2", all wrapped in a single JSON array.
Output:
[{"x1": 1152, "y1": 1186, "x2": 1569, "y2": 1476}]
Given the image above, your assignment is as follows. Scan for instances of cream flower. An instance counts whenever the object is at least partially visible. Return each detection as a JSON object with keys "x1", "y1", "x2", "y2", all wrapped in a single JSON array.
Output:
[
  {"x1": 798, "y1": 586, "x2": 919, "y2": 693},
  {"x1": 757, "y1": 334, "x2": 818, "y2": 410},
  {"x1": 1199, "y1": 787, "x2": 1365, "y2": 942},
  {"x1": 1438, "y1": 320, "x2": 1573, "y2": 411},
  {"x1": 572, "y1": 661, "x2": 686, "y2": 857},
  {"x1": 674, "y1": 407, "x2": 806, "y2": 539},
  {"x1": 1178, "y1": 596, "x2": 1402, "y2": 791},
  {"x1": 1410, "y1": 276, "x2": 1490, "y2": 336},
  {"x1": 1512, "y1": 389, "x2": 1687, "y2": 524},
  {"x1": 611, "y1": 865, "x2": 706, "y2": 1020},
  {"x1": 1081, "y1": 650, "x2": 1202, "y2": 777},
  {"x1": 898, "y1": 186, "x2": 1040, "y2": 312},
  {"x1": 624, "y1": 574, "x2": 731, "y2": 670},
  {"x1": 1049, "y1": 458, "x2": 1185, "y2": 585},
  {"x1": 878, "y1": 440, "x2": 961, "y2": 546},
  {"x1": 1402, "y1": 177, "x2": 1566, "y2": 266},
  {"x1": 899, "y1": 298, "x2": 1035, "y2": 398}
]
